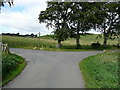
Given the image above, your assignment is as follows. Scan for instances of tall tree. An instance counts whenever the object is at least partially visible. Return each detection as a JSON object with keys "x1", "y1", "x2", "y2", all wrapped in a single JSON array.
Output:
[
  {"x1": 94, "y1": 2, "x2": 120, "y2": 48},
  {"x1": 38, "y1": 2, "x2": 72, "y2": 48},
  {"x1": 69, "y1": 2, "x2": 99, "y2": 49}
]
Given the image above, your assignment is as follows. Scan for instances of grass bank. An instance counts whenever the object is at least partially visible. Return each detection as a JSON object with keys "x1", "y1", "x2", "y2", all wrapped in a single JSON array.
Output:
[
  {"x1": 2, "y1": 35, "x2": 119, "y2": 51},
  {"x1": 1, "y1": 52, "x2": 26, "y2": 87},
  {"x1": 79, "y1": 51, "x2": 119, "y2": 88}
]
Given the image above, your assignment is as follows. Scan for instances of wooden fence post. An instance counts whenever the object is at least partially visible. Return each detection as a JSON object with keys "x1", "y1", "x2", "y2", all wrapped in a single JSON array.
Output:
[{"x1": 0, "y1": 43, "x2": 10, "y2": 54}]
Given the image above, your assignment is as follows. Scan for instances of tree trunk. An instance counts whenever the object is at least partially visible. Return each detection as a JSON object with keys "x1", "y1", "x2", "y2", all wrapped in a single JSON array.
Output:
[
  {"x1": 76, "y1": 34, "x2": 80, "y2": 49},
  {"x1": 103, "y1": 22, "x2": 108, "y2": 48},
  {"x1": 76, "y1": 22, "x2": 81, "y2": 49},
  {"x1": 76, "y1": 27, "x2": 81, "y2": 49},
  {"x1": 103, "y1": 35, "x2": 108, "y2": 48},
  {"x1": 56, "y1": 40, "x2": 62, "y2": 48}
]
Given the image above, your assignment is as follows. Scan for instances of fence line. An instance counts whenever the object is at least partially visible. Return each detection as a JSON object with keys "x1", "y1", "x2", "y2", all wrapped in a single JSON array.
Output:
[{"x1": 0, "y1": 42, "x2": 10, "y2": 54}]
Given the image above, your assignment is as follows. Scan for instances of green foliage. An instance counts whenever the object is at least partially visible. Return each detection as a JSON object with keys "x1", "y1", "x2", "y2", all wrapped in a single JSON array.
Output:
[
  {"x1": 38, "y1": 2, "x2": 119, "y2": 48},
  {"x1": 80, "y1": 51, "x2": 119, "y2": 88},
  {"x1": 93, "y1": 2, "x2": 120, "y2": 48},
  {"x1": 53, "y1": 28, "x2": 70, "y2": 41},
  {"x1": 2, "y1": 53, "x2": 24, "y2": 81},
  {"x1": 1, "y1": 52, "x2": 26, "y2": 86},
  {"x1": 68, "y1": 2, "x2": 101, "y2": 48},
  {"x1": 0, "y1": 0, "x2": 14, "y2": 11},
  {"x1": 0, "y1": 49, "x2": 2, "y2": 86},
  {"x1": 91, "y1": 42, "x2": 101, "y2": 49},
  {"x1": 38, "y1": 2, "x2": 75, "y2": 48},
  {"x1": 38, "y1": 2, "x2": 72, "y2": 43}
]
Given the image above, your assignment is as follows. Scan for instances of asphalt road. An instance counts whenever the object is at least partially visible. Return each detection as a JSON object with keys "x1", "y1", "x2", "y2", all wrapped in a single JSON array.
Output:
[{"x1": 4, "y1": 48, "x2": 102, "y2": 88}]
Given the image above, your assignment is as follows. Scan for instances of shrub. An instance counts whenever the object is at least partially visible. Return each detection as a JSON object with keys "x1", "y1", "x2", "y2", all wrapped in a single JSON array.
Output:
[
  {"x1": 91, "y1": 41, "x2": 101, "y2": 48},
  {"x1": 2, "y1": 53, "x2": 24, "y2": 80}
]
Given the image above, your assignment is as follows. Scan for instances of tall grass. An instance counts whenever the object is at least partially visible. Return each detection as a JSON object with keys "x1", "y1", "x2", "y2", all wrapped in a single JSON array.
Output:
[
  {"x1": 80, "y1": 51, "x2": 119, "y2": 88},
  {"x1": 2, "y1": 35, "x2": 56, "y2": 49},
  {"x1": 2, "y1": 34, "x2": 119, "y2": 50},
  {"x1": 1, "y1": 51, "x2": 26, "y2": 86},
  {"x1": 62, "y1": 34, "x2": 119, "y2": 46}
]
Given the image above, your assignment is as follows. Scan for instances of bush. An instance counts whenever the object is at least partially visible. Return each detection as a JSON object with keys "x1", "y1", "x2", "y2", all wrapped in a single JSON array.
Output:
[
  {"x1": 2, "y1": 53, "x2": 24, "y2": 80},
  {"x1": 91, "y1": 42, "x2": 101, "y2": 48}
]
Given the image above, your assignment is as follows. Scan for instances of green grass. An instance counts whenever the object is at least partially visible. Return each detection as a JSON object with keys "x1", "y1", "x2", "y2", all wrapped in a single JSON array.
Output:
[
  {"x1": 0, "y1": 50, "x2": 2, "y2": 87},
  {"x1": 1, "y1": 34, "x2": 119, "y2": 51},
  {"x1": 2, "y1": 35, "x2": 56, "y2": 49},
  {"x1": 1, "y1": 52, "x2": 26, "y2": 87},
  {"x1": 79, "y1": 51, "x2": 119, "y2": 88}
]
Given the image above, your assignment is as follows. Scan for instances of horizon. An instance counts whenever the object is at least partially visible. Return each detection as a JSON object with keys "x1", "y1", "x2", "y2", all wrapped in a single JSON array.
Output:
[{"x1": 1, "y1": 30, "x2": 101, "y2": 36}]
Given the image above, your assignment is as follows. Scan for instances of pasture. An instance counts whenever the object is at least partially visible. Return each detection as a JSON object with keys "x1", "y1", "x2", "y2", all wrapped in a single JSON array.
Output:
[{"x1": 2, "y1": 34, "x2": 119, "y2": 51}]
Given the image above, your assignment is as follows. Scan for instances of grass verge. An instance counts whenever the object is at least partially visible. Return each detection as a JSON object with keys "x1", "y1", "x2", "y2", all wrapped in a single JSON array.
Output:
[
  {"x1": 1, "y1": 53, "x2": 26, "y2": 87},
  {"x1": 79, "y1": 51, "x2": 119, "y2": 88}
]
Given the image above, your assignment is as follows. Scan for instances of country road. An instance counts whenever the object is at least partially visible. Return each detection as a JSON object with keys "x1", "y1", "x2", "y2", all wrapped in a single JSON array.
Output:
[{"x1": 4, "y1": 48, "x2": 102, "y2": 88}]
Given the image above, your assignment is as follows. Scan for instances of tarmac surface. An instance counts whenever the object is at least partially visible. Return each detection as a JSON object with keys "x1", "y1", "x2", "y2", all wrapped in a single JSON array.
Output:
[{"x1": 4, "y1": 48, "x2": 102, "y2": 88}]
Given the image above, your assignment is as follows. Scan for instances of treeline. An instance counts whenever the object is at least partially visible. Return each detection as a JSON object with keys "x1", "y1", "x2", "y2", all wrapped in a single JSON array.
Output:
[{"x1": 2, "y1": 33, "x2": 37, "y2": 37}]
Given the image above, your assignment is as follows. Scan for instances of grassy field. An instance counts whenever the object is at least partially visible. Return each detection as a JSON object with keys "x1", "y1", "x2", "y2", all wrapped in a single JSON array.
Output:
[
  {"x1": 1, "y1": 51, "x2": 26, "y2": 87},
  {"x1": 79, "y1": 51, "x2": 119, "y2": 88},
  {"x1": 2, "y1": 34, "x2": 119, "y2": 51}
]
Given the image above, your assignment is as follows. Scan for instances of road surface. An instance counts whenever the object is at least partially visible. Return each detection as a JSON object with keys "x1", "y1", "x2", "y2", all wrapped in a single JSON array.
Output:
[{"x1": 4, "y1": 48, "x2": 102, "y2": 88}]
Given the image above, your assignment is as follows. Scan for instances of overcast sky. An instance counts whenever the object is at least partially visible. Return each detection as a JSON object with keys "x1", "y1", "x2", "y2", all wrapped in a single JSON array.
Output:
[
  {"x1": 0, "y1": 0, "x2": 54, "y2": 36},
  {"x1": 0, "y1": 0, "x2": 100, "y2": 36}
]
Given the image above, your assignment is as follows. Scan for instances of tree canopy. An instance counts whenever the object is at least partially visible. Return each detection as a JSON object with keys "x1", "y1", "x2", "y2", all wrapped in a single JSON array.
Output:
[
  {"x1": 0, "y1": 0, "x2": 14, "y2": 11},
  {"x1": 39, "y1": 2, "x2": 106, "y2": 48},
  {"x1": 39, "y1": 2, "x2": 72, "y2": 48},
  {"x1": 38, "y1": 2, "x2": 119, "y2": 48},
  {"x1": 94, "y1": 2, "x2": 120, "y2": 48}
]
